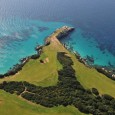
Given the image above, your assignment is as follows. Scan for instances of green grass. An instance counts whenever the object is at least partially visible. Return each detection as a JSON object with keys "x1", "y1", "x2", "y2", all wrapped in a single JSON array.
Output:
[
  {"x1": 0, "y1": 35, "x2": 115, "y2": 96},
  {"x1": 0, "y1": 90, "x2": 85, "y2": 115},
  {"x1": 0, "y1": 45, "x2": 62, "y2": 86},
  {"x1": 70, "y1": 54, "x2": 115, "y2": 97},
  {"x1": 0, "y1": 37, "x2": 86, "y2": 115},
  {"x1": 0, "y1": 32, "x2": 114, "y2": 115}
]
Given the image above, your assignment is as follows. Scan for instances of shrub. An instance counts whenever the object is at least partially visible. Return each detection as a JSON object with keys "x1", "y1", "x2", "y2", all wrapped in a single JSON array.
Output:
[
  {"x1": 92, "y1": 88, "x2": 99, "y2": 95},
  {"x1": 102, "y1": 94, "x2": 114, "y2": 100}
]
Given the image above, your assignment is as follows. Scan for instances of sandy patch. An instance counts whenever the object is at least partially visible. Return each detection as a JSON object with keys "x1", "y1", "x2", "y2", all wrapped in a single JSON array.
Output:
[
  {"x1": 45, "y1": 58, "x2": 49, "y2": 63},
  {"x1": 40, "y1": 57, "x2": 49, "y2": 64}
]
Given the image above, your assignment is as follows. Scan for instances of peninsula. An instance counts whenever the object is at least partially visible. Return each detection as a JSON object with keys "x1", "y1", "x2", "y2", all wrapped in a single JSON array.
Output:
[{"x1": 0, "y1": 26, "x2": 115, "y2": 115}]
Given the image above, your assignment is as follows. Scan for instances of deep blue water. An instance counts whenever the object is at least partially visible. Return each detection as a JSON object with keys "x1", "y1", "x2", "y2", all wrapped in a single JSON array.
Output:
[{"x1": 0, "y1": 0, "x2": 115, "y2": 74}]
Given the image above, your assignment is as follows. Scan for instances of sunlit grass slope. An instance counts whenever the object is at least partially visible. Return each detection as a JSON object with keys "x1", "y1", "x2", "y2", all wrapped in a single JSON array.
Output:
[
  {"x1": 0, "y1": 28, "x2": 114, "y2": 115},
  {"x1": 0, "y1": 90, "x2": 84, "y2": 115},
  {"x1": 0, "y1": 35, "x2": 115, "y2": 96},
  {"x1": 0, "y1": 37, "x2": 86, "y2": 115}
]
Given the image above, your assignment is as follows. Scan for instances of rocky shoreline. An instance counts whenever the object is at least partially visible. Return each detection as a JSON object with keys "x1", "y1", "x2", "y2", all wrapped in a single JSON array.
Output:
[
  {"x1": 0, "y1": 25, "x2": 114, "y2": 80},
  {"x1": 0, "y1": 26, "x2": 74, "y2": 79},
  {"x1": 63, "y1": 43, "x2": 115, "y2": 80},
  {"x1": 0, "y1": 45, "x2": 43, "y2": 78}
]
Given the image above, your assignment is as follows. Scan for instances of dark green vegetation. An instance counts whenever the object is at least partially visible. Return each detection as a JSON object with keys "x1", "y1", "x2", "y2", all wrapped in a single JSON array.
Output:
[
  {"x1": 0, "y1": 52, "x2": 115, "y2": 115},
  {"x1": 96, "y1": 67, "x2": 115, "y2": 80}
]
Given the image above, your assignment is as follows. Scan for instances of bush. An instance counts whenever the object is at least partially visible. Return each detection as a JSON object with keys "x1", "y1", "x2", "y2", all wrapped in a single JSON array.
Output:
[
  {"x1": 0, "y1": 52, "x2": 114, "y2": 115},
  {"x1": 92, "y1": 88, "x2": 99, "y2": 95},
  {"x1": 102, "y1": 94, "x2": 114, "y2": 100}
]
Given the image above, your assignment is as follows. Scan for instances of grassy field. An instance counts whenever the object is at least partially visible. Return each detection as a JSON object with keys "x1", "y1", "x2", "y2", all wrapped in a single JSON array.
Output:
[
  {"x1": 0, "y1": 31, "x2": 115, "y2": 115},
  {"x1": 0, "y1": 44, "x2": 61, "y2": 86},
  {"x1": 1, "y1": 35, "x2": 115, "y2": 96},
  {"x1": 0, "y1": 90, "x2": 85, "y2": 115},
  {"x1": 0, "y1": 36, "x2": 86, "y2": 115},
  {"x1": 72, "y1": 56, "x2": 115, "y2": 97}
]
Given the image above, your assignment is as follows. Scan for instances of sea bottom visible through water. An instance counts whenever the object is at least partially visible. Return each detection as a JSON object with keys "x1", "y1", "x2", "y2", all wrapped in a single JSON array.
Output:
[
  {"x1": 0, "y1": 18, "x2": 115, "y2": 74},
  {"x1": 61, "y1": 29, "x2": 115, "y2": 67}
]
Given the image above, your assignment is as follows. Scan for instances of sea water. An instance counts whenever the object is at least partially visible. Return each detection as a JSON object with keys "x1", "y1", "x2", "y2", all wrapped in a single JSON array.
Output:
[
  {"x1": 0, "y1": 18, "x2": 68, "y2": 74},
  {"x1": 0, "y1": 0, "x2": 115, "y2": 74},
  {"x1": 61, "y1": 29, "x2": 115, "y2": 66}
]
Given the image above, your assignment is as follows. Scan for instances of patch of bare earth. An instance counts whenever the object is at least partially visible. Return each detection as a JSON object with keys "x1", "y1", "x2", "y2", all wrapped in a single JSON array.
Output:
[
  {"x1": 45, "y1": 58, "x2": 49, "y2": 63},
  {"x1": 40, "y1": 57, "x2": 49, "y2": 64}
]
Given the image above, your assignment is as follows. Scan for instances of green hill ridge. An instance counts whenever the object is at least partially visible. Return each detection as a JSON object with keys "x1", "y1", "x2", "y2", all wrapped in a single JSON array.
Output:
[{"x1": 0, "y1": 26, "x2": 115, "y2": 115}]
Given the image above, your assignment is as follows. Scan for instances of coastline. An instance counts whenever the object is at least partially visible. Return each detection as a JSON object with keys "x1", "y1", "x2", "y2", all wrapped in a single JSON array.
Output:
[
  {"x1": 0, "y1": 45, "x2": 42, "y2": 78},
  {"x1": 0, "y1": 26, "x2": 115, "y2": 80},
  {"x1": 63, "y1": 43, "x2": 115, "y2": 80},
  {"x1": 0, "y1": 26, "x2": 74, "y2": 79}
]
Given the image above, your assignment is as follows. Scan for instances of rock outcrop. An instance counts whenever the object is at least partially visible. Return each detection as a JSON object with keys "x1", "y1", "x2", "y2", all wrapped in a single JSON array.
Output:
[{"x1": 56, "y1": 26, "x2": 74, "y2": 40}]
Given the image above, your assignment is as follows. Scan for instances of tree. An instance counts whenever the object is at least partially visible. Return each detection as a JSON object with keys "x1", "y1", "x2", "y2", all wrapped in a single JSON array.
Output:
[{"x1": 92, "y1": 88, "x2": 99, "y2": 95}]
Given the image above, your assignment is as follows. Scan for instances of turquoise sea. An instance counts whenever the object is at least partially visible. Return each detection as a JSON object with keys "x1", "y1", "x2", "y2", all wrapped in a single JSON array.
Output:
[
  {"x1": 61, "y1": 29, "x2": 115, "y2": 66},
  {"x1": 0, "y1": 18, "x2": 69, "y2": 73},
  {"x1": 0, "y1": 0, "x2": 115, "y2": 74}
]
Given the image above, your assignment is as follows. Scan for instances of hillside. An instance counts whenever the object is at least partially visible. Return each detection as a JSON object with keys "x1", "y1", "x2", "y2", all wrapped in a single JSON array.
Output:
[{"x1": 0, "y1": 26, "x2": 115, "y2": 115}]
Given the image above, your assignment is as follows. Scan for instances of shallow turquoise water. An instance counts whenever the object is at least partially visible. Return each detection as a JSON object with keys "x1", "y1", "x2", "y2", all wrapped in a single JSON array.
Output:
[
  {"x1": 61, "y1": 29, "x2": 115, "y2": 66},
  {"x1": 0, "y1": 18, "x2": 69, "y2": 74},
  {"x1": 0, "y1": 0, "x2": 115, "y2": 74},
  {"x1": 0, "y1": 17, "x2": 115, "y2": 74}
]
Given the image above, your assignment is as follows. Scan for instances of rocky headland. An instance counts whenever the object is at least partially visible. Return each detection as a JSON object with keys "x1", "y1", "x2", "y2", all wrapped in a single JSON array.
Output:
[
  {"x1": 0, "y1": 25, "x2": 114, "y2": 80},
  {"x1": 0, "y1": 26, "x2": 74, "y2": 78}
]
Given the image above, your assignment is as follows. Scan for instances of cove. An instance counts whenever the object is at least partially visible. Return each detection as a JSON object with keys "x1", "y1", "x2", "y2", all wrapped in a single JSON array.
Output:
[{"x1": 0, "y1": 18, "x2": 69, "y2": 74}]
